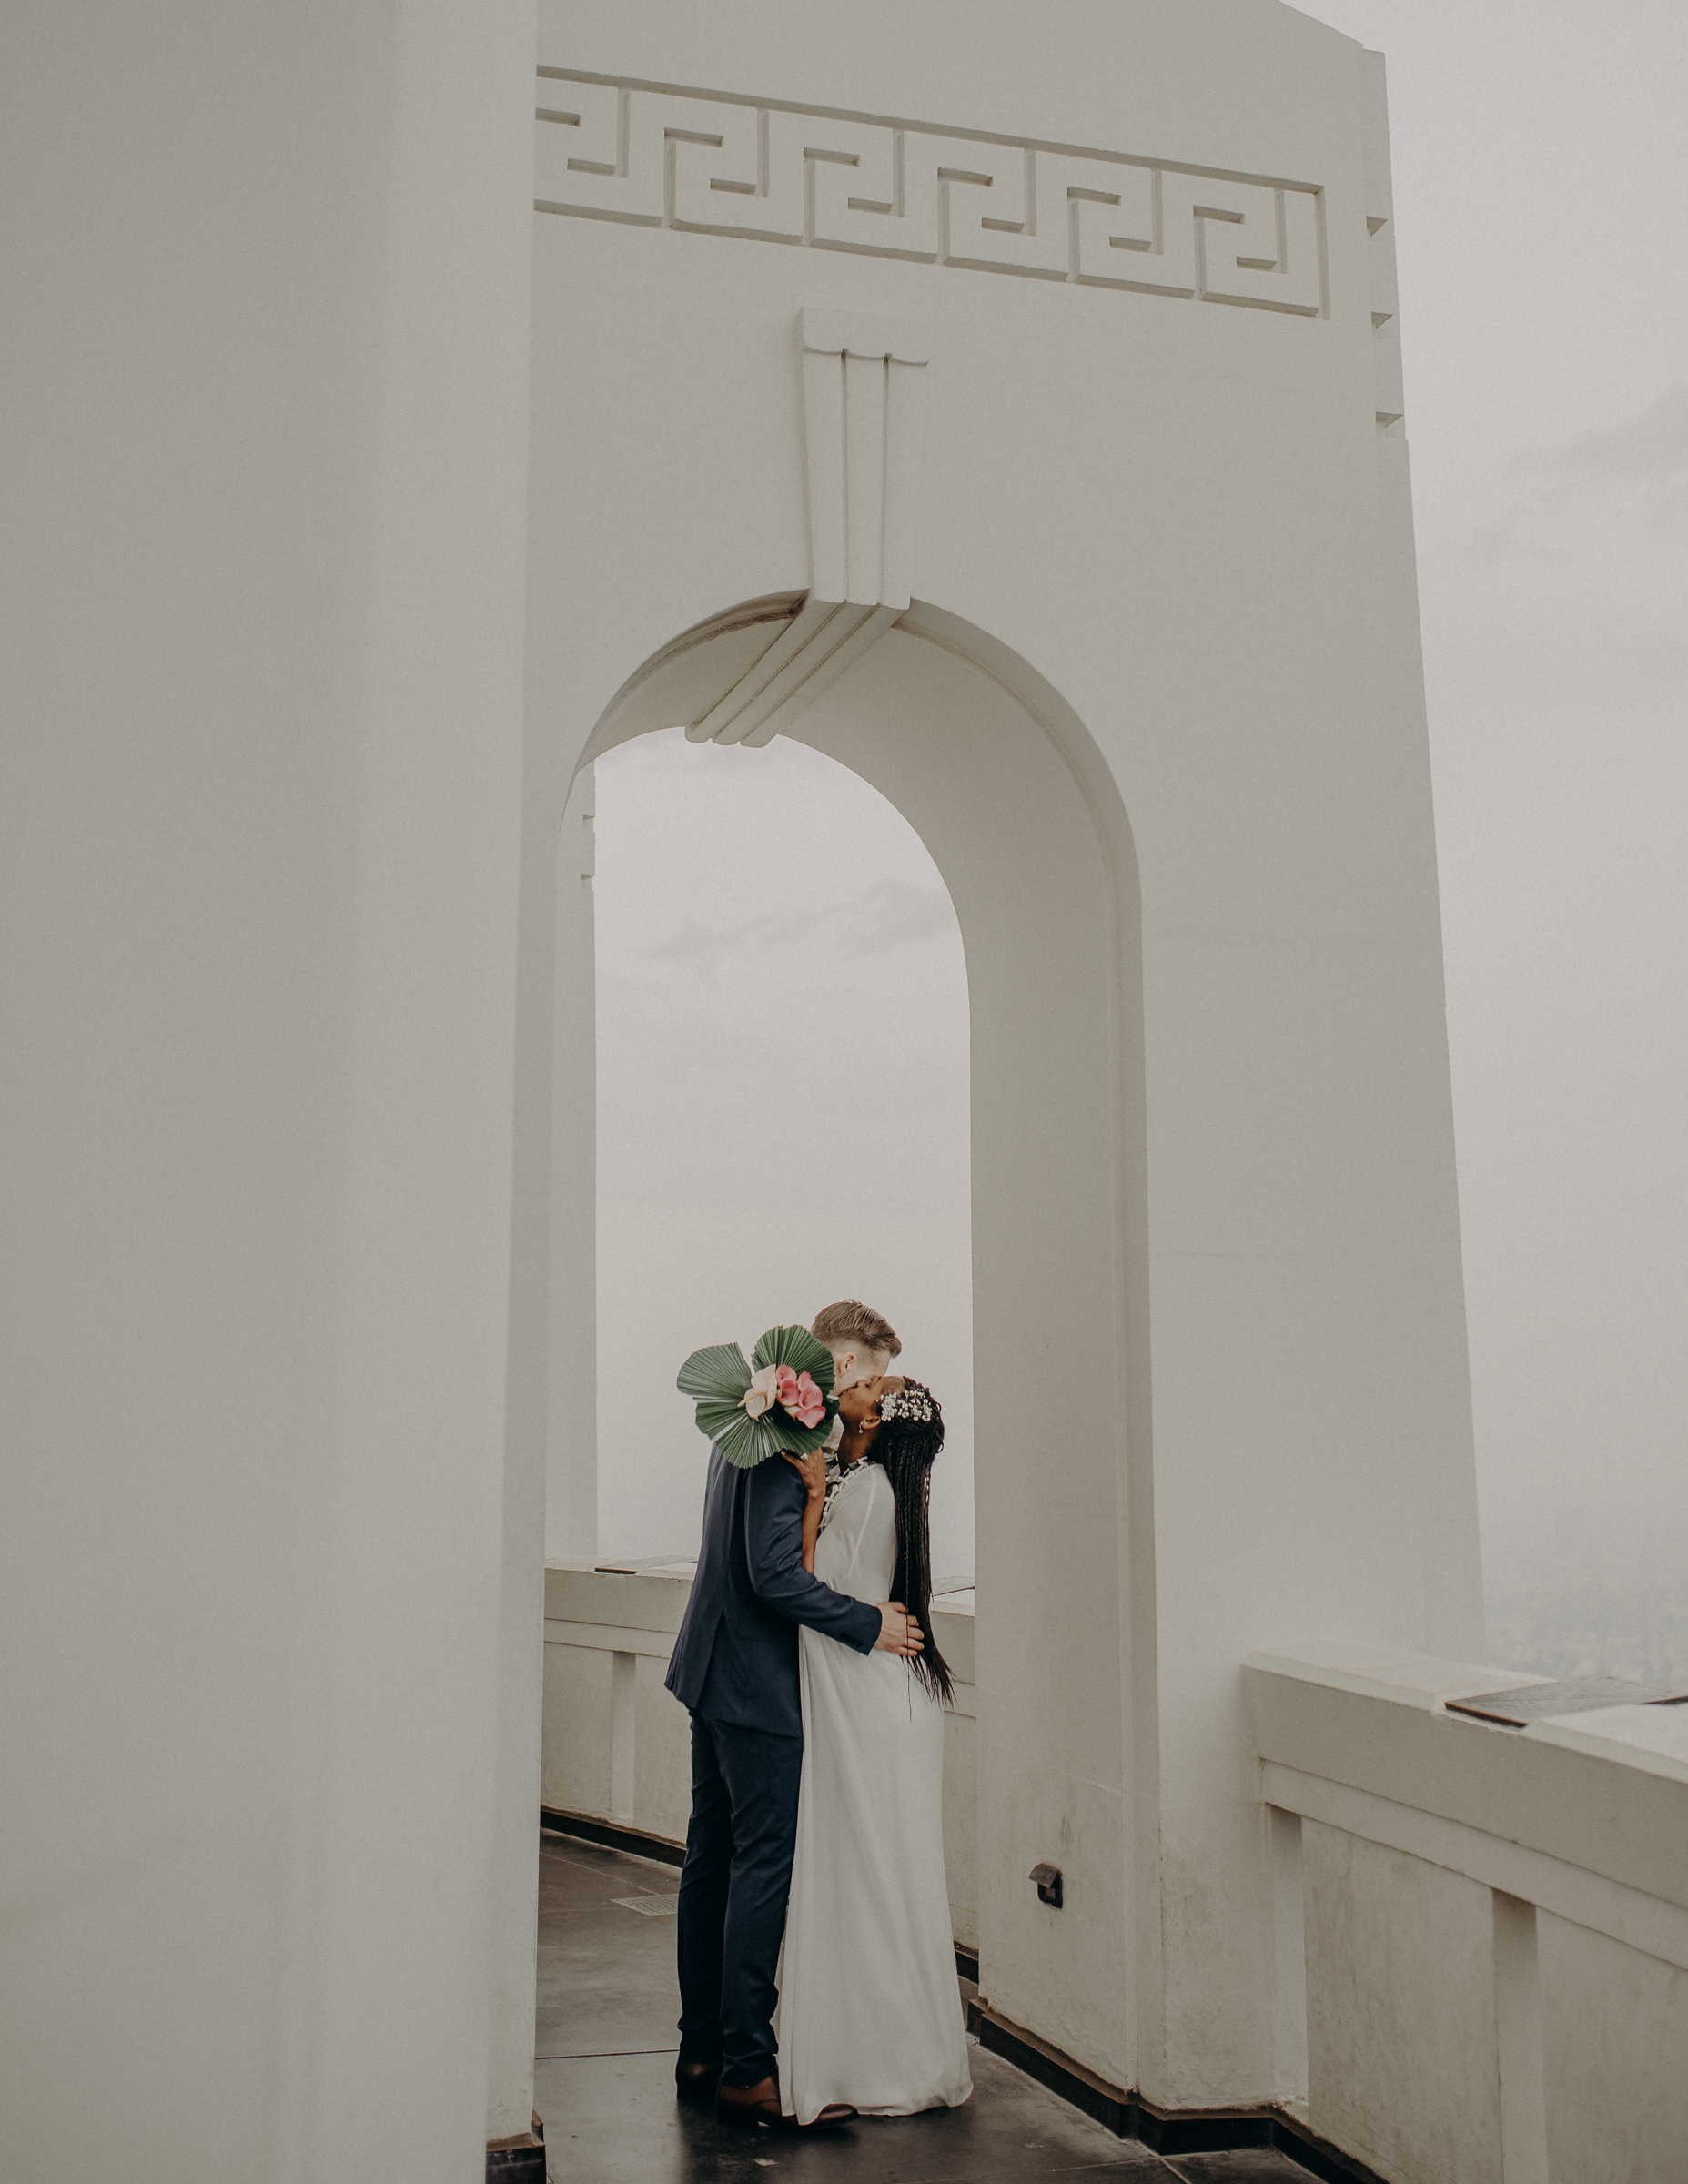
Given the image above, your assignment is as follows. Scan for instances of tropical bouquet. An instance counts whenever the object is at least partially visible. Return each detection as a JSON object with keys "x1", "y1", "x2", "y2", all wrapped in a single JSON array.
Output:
[{"x1": 676, "y1": 1324, "x2": 838, "y2": 1470}]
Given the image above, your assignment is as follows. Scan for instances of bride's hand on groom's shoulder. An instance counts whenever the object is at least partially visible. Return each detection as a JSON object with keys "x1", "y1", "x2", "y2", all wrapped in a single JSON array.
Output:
[
  {"x1": 783, "y1": 1451, "x2": 827, "y2": 1502},
  {"x1": 874, "y1": 1603, "x2": 924, "y2": 1656}
]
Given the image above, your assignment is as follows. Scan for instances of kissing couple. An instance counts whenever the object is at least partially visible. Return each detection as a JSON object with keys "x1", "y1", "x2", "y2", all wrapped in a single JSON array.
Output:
[{"x1": 663, "y1": 1299, "x2": 972, "y2": 2130}]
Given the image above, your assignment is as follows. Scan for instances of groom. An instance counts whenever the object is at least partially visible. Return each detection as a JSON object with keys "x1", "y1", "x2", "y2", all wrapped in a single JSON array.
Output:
[{"x1": 665, "y1": 1300, "x2": 920, "y2": 2130}]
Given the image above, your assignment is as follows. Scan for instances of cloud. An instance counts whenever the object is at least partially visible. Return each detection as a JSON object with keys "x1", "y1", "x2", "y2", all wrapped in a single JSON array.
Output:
[
  {"x1": 1469, "y1": 382, "x2": 1688, "y2": 561},
  {"x1": 1509, "y1": 380, "x2": 1688, "y2": 489},
  {"x1": 642, "y1": 879, "x2": 956, "y2": 976},
  {"x1": 644, "y1": 905, "x2": 827, "y2": 970},
  {"x1": 837, "y1": 879, "x2": 957, "y2": 956}
]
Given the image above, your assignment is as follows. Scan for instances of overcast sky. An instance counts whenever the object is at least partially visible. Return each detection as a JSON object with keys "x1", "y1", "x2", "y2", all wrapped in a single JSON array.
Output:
[
  {"x1": 594, "y1": 1, "x2": 1687, "y2": 1616},
  {"x1": 1304, "y1": 0, "x2": 1688, "y2": 1593},
  {"x1": 593, "y1": 733, "x2": 975, "y2": 1576}
]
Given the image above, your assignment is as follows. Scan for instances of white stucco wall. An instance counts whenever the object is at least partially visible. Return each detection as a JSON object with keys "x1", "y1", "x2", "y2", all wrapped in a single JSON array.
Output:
[
  {"x1": 1248, "y1": 1642, "x2": 1688, "y2": 2184},
  {"x1": 2, "y1": 4, "x2": 535, "y2": 2178},
  {"x1": 5, "y1": 0, "x2": 1522, "y2": 2170},
  {"x1": 525, "y1": 0, "x2": 1481, "y2": 2112},
  {"x1": 1540, "y1": 1916, "x2": 1688, "y2": 2181}
]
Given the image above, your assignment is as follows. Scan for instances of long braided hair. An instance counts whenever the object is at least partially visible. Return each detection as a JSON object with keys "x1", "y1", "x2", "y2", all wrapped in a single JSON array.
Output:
[{"x1": 866, "y1": 1380, "x2": 955, "y2": 1706}]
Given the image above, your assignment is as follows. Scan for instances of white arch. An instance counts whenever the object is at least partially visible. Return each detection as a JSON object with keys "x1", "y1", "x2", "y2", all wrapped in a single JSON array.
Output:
[{"x1": 541, "y1": 594, "x2": 1159, "y2": 2088}]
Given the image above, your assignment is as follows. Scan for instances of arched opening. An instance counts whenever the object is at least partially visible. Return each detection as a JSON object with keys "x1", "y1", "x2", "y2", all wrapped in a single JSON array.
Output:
[
  {"x1": 591, "y1": 723, "x2": 976, "y2": 1580},
  {"x1": 541, "y1": 592, "x2": 1154, "y2": 2088}
]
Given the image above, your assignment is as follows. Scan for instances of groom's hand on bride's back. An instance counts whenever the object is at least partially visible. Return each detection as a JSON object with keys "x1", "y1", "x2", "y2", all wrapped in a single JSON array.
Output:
[{"x1": 874, "y1": 1602, "x2": 924, "y2": 1655}]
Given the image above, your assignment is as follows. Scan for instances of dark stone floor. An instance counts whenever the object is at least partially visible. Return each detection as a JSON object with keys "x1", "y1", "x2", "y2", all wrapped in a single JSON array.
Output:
[{"x1": 531, "y1": 1832, "x2": 1309, "y2": 2184}]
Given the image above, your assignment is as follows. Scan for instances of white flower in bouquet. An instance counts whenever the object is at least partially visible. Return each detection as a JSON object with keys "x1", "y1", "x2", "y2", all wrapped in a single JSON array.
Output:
[{"x1": 742, "y1": 1363, "x2": 783, "y2": 1419}]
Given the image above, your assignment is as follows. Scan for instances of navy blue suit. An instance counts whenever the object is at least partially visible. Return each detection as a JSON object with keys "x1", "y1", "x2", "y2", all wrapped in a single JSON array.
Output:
[{"x1": 666, "y1": 1446, "x2": 881, "y2": 2085}]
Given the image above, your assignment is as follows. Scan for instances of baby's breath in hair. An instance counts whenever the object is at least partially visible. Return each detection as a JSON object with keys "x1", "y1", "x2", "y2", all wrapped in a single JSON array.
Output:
[{"x1": 880, "y1": 1385, "x2": 935, "y2": 1426}]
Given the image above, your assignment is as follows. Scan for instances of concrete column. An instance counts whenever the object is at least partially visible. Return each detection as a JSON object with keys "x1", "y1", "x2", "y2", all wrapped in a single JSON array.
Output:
[
  {"x1": 482, "y1": 595, "x2": 598, "y2": 2168},
  {"x1": 0, "y1": 5, "x2": 535, "y2": 2179},
  {"x1": 547, "y1": 767, "x2": 599, "y2": 1563}
]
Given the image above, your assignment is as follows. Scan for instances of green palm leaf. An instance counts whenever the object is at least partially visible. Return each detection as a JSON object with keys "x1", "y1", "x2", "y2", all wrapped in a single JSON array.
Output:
[
  {"x1": 769, "y1": 1412, "x2": 835, "y2": 1457},
  {"x1": 678, "y1": 1326, "x2": 839, "y2": 1469},
  {"x1": 750, "y1": 1325, "x2": 835, "y2": 1393},
  {"x1": 710, "y1": 1408, "x2": 834, "y2": 1469},
  {"x1": 748, "y1": 1326, "x2": 838, "y2": 1461},
  {"x1": 676, "y1": 1342, "x2": 751, "y2": 1404},
  {"x1": 699, "y1": 1406, "x2": 783, "y2": 1470}
]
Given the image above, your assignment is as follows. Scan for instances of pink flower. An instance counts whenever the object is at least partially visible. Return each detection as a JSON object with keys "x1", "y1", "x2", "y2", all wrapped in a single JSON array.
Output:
[
  {"x1": 745, "y1": 1362, "x2": 827, "y2": 1431},
  {"x1": 777, "y1": 1369, "x2": 826, "y2": 1431}
]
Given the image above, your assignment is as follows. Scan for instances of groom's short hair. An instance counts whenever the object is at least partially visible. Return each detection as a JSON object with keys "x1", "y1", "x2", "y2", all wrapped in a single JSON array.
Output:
[{"x1": 811, "y1": 1300, "x2": 902, "y2": 1360}]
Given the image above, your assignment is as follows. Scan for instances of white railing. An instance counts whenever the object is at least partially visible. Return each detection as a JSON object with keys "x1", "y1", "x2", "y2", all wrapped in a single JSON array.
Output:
[
  {"x1": 1245, "y1": 1639, "x2": 1688, "y2": 2184},
  {"x1": 541, "y1": 1563, "x2": 979, "y2": 1949}
]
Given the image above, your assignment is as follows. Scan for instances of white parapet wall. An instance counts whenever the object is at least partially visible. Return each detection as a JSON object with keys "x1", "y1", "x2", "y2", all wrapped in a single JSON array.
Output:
[
  {"x1": 542, "y1": 1565, "x2": 979, "y2": 1952},
  {"x1": 545, "y1": 1592, "x2": 1688, "y2": 2181},
  {"x1": 1245, "y1": 1642, "x2": 1688, "y2": 2184}
]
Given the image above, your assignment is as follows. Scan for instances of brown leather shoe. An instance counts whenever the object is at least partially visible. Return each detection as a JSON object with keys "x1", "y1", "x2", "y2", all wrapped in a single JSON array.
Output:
[
  {"x1": 715, "y1": 2074, "x2": 856, "y2": 2131},
  {"x1": 674, "y1": 2058, "x2": 720, "y2": 2104}
]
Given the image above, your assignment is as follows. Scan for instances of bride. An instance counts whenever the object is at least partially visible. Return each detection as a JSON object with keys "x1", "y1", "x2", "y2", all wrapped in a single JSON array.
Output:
[{"x1": 775, "y1": 1374, "x2": 973, "y2": 2126}]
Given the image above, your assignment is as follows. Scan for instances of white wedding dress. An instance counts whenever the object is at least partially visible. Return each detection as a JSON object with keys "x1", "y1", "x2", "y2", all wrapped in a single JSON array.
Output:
[{"x1": 775, "y1": 1461, "x2": 973, "y2": 2124}]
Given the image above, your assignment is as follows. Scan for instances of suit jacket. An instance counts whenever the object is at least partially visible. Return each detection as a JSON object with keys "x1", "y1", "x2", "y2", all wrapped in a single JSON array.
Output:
[{"x1": 665, "y1": 1445, "x2": 882, "y2": 1738}]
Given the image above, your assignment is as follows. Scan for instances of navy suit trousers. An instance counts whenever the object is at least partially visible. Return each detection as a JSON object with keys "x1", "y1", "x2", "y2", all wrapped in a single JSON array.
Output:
[{"x1": 674, "y1": 1710, "x2": 803, "y2": 2087}]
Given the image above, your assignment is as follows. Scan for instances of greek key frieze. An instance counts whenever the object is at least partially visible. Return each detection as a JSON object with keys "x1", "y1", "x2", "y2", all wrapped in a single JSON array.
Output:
[{"x1": 536, "y1": 75, "x2": 1326, "y2": 318}]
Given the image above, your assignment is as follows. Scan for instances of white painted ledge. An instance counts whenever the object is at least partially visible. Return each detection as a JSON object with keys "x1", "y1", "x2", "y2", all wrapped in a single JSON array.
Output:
[
  {"x1": 544, "y1": 1561, "x2": 976, "y2": 1684},
  {"x1": 1245, "y1": 1642, "x2": 1688, "y2": 1956},
  {"x1": 541, "y1": 1563, "x2": 979, "y2": 1946}
]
